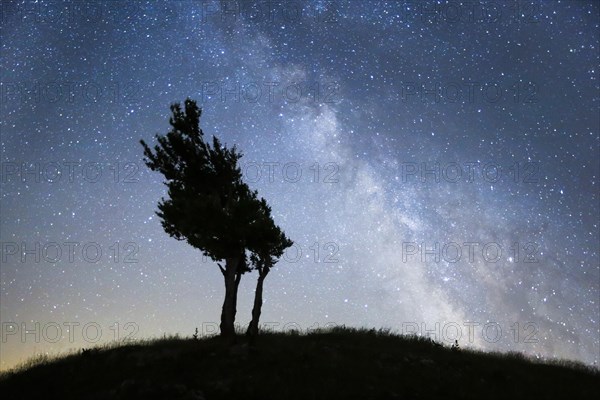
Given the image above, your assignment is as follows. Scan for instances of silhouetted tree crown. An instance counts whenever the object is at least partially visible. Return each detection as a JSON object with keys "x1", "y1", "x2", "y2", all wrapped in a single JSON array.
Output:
[
  {"x1": 141, "y1": 98, "x2": 292, "y2": 339},
  {"x1": 141, "y1": 99, "x2": 258, "y2": 262},
  {"x1": 248, "y1": 198, "x2": 293, "y2": 269}
]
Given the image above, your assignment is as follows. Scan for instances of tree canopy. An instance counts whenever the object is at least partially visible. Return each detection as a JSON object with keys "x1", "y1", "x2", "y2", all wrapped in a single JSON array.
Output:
[{"x1": 141, "y1": 99, "x2": 292, "y2": 339}]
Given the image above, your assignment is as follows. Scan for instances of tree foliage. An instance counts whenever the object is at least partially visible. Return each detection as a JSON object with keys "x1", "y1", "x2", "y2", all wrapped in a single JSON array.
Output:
[{"x1": 141, "y1": 98, "x2": 292, "y2": 339}]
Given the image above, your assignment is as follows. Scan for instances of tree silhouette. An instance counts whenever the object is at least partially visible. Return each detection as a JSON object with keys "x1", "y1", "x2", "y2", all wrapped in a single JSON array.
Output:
[
  {"x1": 246, "y1": 198, "x2": 293, "y2": 338},
  {"x1": 141, "y1": 98, "x2": 261, "y2": 339}
]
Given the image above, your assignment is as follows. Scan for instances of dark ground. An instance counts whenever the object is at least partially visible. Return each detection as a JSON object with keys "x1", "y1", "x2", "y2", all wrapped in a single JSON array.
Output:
[{"x1": 1, "y1": 327, "x2": 598, "y2": 400}]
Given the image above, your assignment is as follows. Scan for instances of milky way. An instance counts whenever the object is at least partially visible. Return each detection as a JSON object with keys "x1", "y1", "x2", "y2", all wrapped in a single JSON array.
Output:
[{"x1": 1, "y1": 1, "x2": 598, "y2": 370}]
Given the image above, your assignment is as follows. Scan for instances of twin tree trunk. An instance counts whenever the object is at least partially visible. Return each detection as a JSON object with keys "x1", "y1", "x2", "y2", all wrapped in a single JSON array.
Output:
[
  {"x1": 220, "y1": 255, "x2": 241, "y2": 340},
  {"x1": 220, "y1": 256, "x2": 271, "y2": 341},
  {"x1": 247, "y1": 266, "x2": 270, "y2": 337}
]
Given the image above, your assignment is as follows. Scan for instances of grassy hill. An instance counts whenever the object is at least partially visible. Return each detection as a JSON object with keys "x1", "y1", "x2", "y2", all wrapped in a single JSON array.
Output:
[{"x1": 1, "y1": 327, "x2": 598, "y2": 400}]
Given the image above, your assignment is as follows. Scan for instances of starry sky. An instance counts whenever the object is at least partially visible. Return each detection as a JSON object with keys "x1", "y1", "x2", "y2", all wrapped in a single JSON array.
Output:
[{"x1": 1, "y1": 0, "x2": 598, "y2": 370}]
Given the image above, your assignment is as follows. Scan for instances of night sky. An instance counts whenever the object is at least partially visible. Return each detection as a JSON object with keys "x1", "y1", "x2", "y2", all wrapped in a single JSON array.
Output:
[{"x1": 1, "y1": 1, "x2": 598, "y2": 370}]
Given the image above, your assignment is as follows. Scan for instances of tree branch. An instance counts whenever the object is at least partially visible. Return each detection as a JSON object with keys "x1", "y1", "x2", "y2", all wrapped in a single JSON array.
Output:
[{"x1": 217, "y1": 262, "x2": 226, "y2": 275}]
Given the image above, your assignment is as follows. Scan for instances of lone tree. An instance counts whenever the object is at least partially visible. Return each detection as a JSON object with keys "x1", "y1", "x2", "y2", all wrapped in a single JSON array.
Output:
[
  {"x1": 246, "y1": 198, "x2": 293, "y2": 338},
  {"x1": 141, "y1": 98, "x2": 265, "y2": 339}
]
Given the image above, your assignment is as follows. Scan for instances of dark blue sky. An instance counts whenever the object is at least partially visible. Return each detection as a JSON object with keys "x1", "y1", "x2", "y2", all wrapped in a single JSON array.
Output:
[{"x1": 1, "y1": 1, "x2": 598, "y2": 369}]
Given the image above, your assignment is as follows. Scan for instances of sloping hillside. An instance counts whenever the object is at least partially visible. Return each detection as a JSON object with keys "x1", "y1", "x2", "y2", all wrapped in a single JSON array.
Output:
[{"x1": 1, "y1": 327, "x2": 598, "y2": 399}]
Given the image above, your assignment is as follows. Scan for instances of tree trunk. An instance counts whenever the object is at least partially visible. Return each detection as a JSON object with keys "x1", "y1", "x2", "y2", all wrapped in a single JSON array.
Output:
[
  {"x1": 232, "y1": 270, "x2": 242, "y2": 331},
  {"x1": 220, "y1": 256, "x2": 240, "y2": 340},
  {"x1": 246, "y1": 267, "x2": 269, "y2": 338}
]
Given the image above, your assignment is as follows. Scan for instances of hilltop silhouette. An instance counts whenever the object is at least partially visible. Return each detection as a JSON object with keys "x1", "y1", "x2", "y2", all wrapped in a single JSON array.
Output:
[{"x1": 1, "y1": 327, "x2": 598, "y2": 400}]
